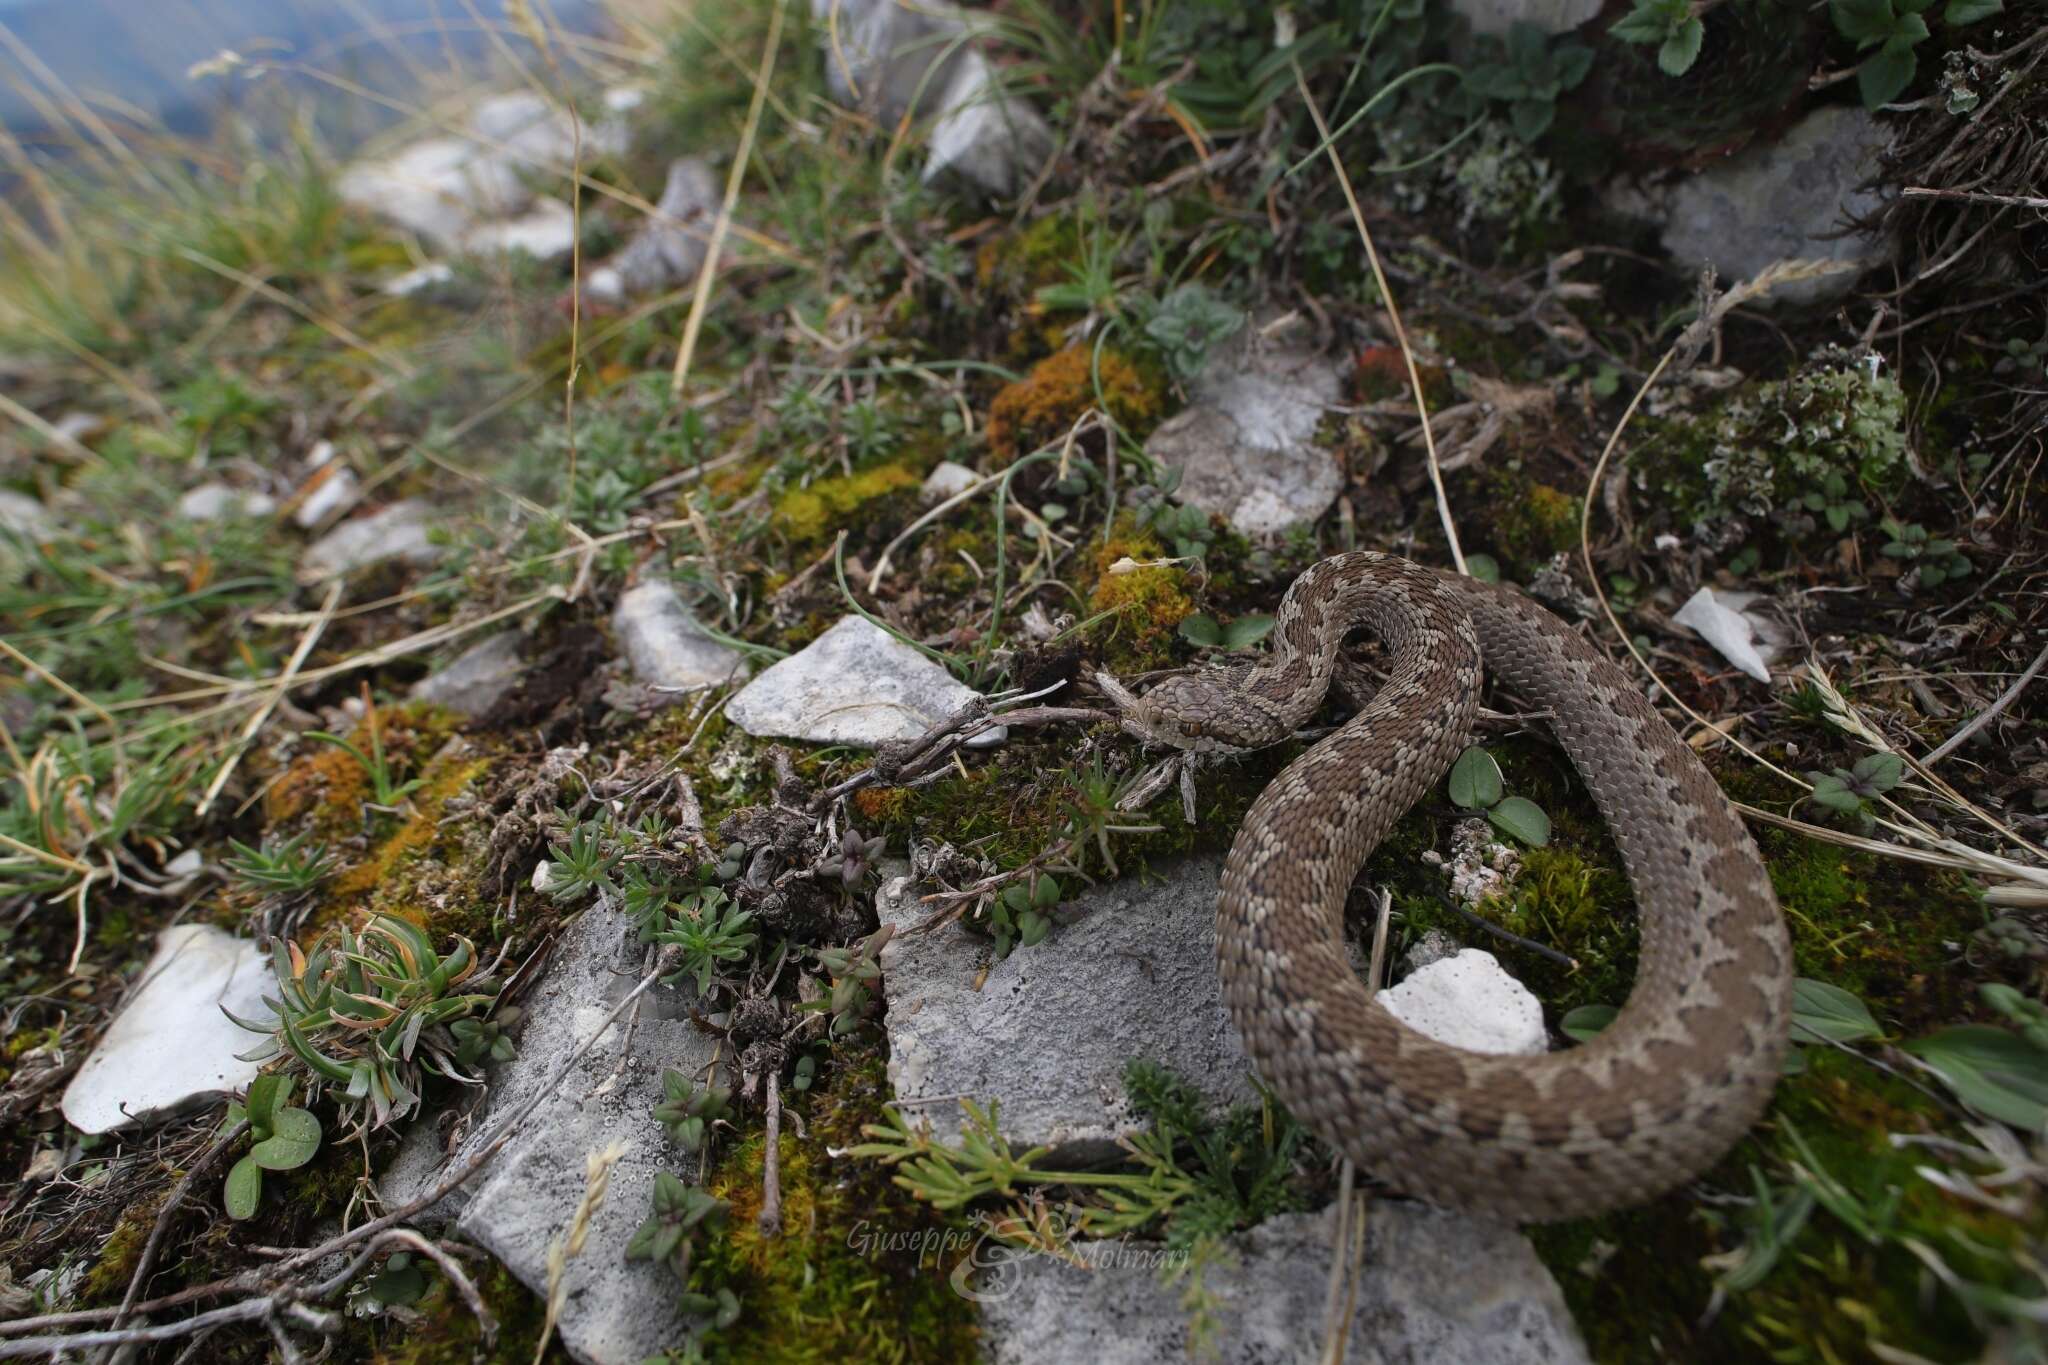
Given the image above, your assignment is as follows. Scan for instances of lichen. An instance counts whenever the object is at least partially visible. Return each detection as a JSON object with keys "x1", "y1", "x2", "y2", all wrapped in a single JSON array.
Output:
[{"x1": 1635, "y1": 349, "x2": 1910, "y2": 545}]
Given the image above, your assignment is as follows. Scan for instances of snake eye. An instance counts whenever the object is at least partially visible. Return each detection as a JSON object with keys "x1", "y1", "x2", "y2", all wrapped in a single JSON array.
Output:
[{"x1": 1180, "y1": 721, "x2": 1204, "y2": 738}]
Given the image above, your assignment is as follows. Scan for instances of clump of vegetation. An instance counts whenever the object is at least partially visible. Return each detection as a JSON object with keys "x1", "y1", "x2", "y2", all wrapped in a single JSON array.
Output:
[
  {"x1": 231, "y1": 916, "x2": 502, "y2": 1128},
  {"x1": 1640, "y1": 349, "x2": 1910, "y2": 545},
  {"x1": 985, "y1": 345, "x2": 1164, "y2": 461}
]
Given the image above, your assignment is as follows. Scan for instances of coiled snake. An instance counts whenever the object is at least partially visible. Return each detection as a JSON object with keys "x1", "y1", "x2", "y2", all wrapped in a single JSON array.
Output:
[{"x1": 1108, "y1": 552, "x2": 1792, "y2": 1221}]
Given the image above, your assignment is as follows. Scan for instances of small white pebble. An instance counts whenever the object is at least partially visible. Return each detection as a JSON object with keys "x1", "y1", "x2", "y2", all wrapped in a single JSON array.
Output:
[{"x1": 1380, "y1": 949, "x2": 1548, "y2": 1056}]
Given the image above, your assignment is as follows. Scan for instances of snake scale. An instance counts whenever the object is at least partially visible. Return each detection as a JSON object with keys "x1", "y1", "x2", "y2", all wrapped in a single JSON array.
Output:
[{"x1": 1109, "y1": 551, "x2": 1793, "y2": 1221}]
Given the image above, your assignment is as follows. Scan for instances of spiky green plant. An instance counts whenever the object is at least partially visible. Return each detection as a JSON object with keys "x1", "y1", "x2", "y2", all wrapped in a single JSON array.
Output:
[{"x1": 230, "y1": 915, "x2": 498, "y2": 1128}]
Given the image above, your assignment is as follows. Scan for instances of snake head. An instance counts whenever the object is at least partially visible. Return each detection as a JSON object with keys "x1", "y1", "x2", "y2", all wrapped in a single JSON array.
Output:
[{"x1": 1096, "y1": 671, "x2": 1226, "y2": 752}]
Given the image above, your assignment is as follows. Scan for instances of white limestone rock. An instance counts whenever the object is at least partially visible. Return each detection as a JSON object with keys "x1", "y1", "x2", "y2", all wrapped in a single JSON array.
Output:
[
  {"x1": 874, "y1": 859, "x2": 1254, "y2": 1158},
  {"x1": 920, "y1": 459, "x2": 982, "y2": 504},
  {"x1": 584, "y1": 158, "x2": 720, "y2": 306},
  {"x1": 61, "y1": 925, "x2": 277, "y2": 1134},
  {"x1": 1144, "y1": 328, "x2": 1344, "y2": 536},
  {"x1": 411, "y1": 631, "x2": 526, "y2": 719},
  {"x1": 611, "y1": 581, "x2": 749, "y2": 696},
  {"x1": 726, "y1": 615, "x2": 1004, "y2": 749},
  {"x1": 922, "y1": 50, "x2": 1054, "y2": 199},
  {"x1": 298, "y1": 501, "x2": 442, "y2": 582},
  {"x1": 979, "y1": 1201, "x2": 1589, "y2": 1364},
  {"x1": 1623, "y1": 106, "x2": 1890, "y2": 307},
  {"x1": 1380, "y1": 949, "x2": 1548, "y2": 1057},
  {"x1": 1673, "y1": 585, "x2": 1780, "y2": 684},
  {"x1": 377, "y1": 905, "x2": 719, "y2": 1365},
  {"x1": 1448, "y1": 0, "x2": 1603, "y2": 33},
  {"x1": 177, "y1": 483, "x2": 277, "y2": 522},
  {"x1": 0, "y1": 489, "x2": 60, "y2": 541}
]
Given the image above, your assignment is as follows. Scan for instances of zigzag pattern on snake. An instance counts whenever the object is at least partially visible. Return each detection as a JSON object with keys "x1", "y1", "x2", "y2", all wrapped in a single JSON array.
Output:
[{"x1": 1109, "y1": 551, "x2": 1793, "y2": 1221}]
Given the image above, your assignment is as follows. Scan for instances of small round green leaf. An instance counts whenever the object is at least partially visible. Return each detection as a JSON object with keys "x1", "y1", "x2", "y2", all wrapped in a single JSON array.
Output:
[
  {"x1": 1561, "y1": 1005, "x2": 1616, "y2": 1043},
  {"x1": 1177, "y1": 614, "x2": 1222, "y2": 647},
  {"x1": 1221, "y1": 614, "x2": 1275, "y2": 650},
  {"x1": 249, "y1": 1107, "x2": 322, "y2": 1171},
  {"x1": 1486, "y1": 797, "x2": 1552, "y2": 846},
  {"x1": 1465, "y1": 554, "x2": 1501, "y2": 584},
  {"x1": 1448, "y1": 747, "x2": 1504, "y2": 810},
  {"x1": 224, "y1": 1155, "x2": 263, "y2": 1220}
]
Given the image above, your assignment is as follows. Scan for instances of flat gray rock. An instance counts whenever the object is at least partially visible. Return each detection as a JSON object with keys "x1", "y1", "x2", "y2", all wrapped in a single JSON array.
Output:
[
  {"x1": 339, "y1": 89, "x2": 627, "y2": 258},
  {"x1": 410, "y1": 630, "x2": 527, "y2": 719},
  {"x1": 299, "y1": 501, "x2": 441, "y2": 582},
  {"x1": 1145, "y1": 332, "x2": 1344, "y2": 535},
  {"x1": 1648, "y1": 106, "x2": 1889, "y2": 307},
  {"x1": 807, "y1": 0, "x2": 974, "y2": 125},
  {"x1": 726, "y1": 615, "x2": 1003, "y2": 749},
  {"x1": 611, "y1": 581, "x2": 748, "y2": 696},
  {"x1": 978, "y1": 1202, "x2": 1589, "y2": 1365},
  {"x1": 875, "y1": 858, "x2": 1254, "y2": 1159},
  {"x1": 177, "y1": 483, "x2": 277, "y2": 522},
  {"x1": 923, "y1": 50, "x2": 1054, "y2": 199},
  {"x1": 61, "y1": 925, "x2": 276, "y2": 1135},
  {"x1": 379, "y1": 905, "x2": 719, "y2": 1365},
  {"x1": 586, "y1": 158, "x2": 719, "y2": 305},
  {"x1": 0, "y1": 488, "x2": 59, "y2": 541},
  {"x1": 1447, "y1": 0, "x2": 1602, "y2": 33},
  {"x1": 339, "y1": 136, "x2": 526, "y2": 247}
]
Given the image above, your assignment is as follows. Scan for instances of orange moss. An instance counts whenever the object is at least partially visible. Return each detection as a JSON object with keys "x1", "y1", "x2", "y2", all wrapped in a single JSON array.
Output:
[
  {"x1": 985, "y1": 346, "x2": 1165, "y2": 462},
  {"x1": 851, "y1": 786, "x2": 908, "y2": 826}
]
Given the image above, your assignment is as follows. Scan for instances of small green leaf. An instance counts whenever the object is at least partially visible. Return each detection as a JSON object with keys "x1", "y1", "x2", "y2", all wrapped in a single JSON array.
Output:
[
  {"x1": 1561, "y1": 1004, "x2": 1616, "y2": 1043},
  {"x1": 1031, "y1": 876, "x2": 1061, "y2": 910},
  {"x1": 1003, "y1": 883, "x2": 1031, "y2": 914},
  {"x1": 1486, "y1": 796, "x2": 1552, "y2": 846},
  {"x1": 224, "y1": 1155, "x2": 263, "y2": 1220},
  {"x1": 245, "y1": 1074, "x2": 285, "y2": 1134},
  {"x1": 1832, "y1": 0, "x2": 1901, "y2": 46},
  {"x1": 364, "y1": 1253, "x2": 428, "y2": 1307},
  {"x1": 1465, "y1": 554, "x2": 1501, "y2": 584},
  {"x1": 1177, "y1": 613, "x2": 1222, "y2": 647},
  {"x1": 1944, "y1": 0, "x2": 2002, "y2": 23},
  {"x1": 1658, "y1": 18, "x2": 1704, "y2": 75},
  {"x1": 1017, "y1": 910, "x2": 1051, "y2": 948},
  {"x1": 249, "y1": 1107, "x2": 322, "y2": 1171},
  {"x1": 1510, "y1": 98, "x2": 1555, "y2": 142},
  {"x1": 1904, "y1": 1025, "x2": 2048, "y2": 1130},
  {"x1": 1789, "y1": 978, "x2": 1882, "y2": 1045},
  {"x1": 1850, "y1": 752, "x2": 1904, "y2": 793},
  {"x1": 1448, "y1": 747, "x2": 1504, "y2": 810},
  {"x1": 1857, "y1": 44, "x2": 1918, "y2": 106},
  {"x1": 1221, "y1": 614, "x2": 1275, "y2": 650}
]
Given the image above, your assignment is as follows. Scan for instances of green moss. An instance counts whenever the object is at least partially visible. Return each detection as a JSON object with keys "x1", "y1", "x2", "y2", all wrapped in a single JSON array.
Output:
[
  {"x1": 79, "y1": 1192, "x2": 163, "y2": 1304},
  {"x1": 691, "y1": 1043, "x2": 979, "y2": 1364},
  {"x1": 1473, "y1": 467, "x2": 1583, "y2": 576},
  {"x1": 771, "y1": 463, "x2": 922, "y2": 550},
  {"x1": 371, "y1": 1259, "x2": 558, "y2": 1365},
  {"x1": 1082, "y1": 523, "x2": 1196, "y2": 674}
]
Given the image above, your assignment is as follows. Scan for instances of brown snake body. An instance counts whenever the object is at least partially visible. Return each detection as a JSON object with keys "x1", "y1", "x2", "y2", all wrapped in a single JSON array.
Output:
[{"x1": 1110, "y1": 551, "x2": 1793, "y2": 1220}]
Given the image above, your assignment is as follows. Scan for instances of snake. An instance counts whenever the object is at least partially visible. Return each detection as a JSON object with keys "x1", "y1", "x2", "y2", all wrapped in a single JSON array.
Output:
[{"x1": 1106, "y1": 551, "x2": 1793, "y2": 1221}]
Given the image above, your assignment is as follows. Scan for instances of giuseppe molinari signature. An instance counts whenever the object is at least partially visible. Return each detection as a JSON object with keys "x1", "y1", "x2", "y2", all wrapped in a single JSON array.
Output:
[{"x1": 846, "y1": 1212, "x2": 1190, "y2": 1303}]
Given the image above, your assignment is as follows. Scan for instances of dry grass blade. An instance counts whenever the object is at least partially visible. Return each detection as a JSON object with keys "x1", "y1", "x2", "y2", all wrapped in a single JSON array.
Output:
[{"x1": 670, "y1": 0, "x2": 788, "y2": 398}]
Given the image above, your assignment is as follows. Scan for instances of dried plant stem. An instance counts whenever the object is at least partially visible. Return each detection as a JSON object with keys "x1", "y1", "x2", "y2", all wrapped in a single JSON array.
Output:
[{"x1": 671, "y1": 0, "x2": 786, "y2": 398}]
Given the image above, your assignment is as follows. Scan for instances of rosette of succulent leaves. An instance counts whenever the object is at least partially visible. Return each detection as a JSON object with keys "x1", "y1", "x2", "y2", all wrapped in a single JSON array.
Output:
[{"x1": 229, "y1": 914, "x2": 510, "y2": 1131}]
